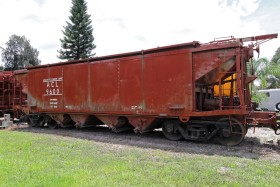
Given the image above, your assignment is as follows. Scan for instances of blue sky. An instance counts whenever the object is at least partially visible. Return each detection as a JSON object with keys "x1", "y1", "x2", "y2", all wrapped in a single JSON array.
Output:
[{"x1": 0, "y1": 0, "x2": 279, "y2": 65}]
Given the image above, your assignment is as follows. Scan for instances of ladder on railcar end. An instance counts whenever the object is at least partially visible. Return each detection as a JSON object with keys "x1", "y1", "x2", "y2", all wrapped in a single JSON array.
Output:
[
  {"x1": 0, "y1": 76, "x2": 12, "y2": 113},
  {"x1": 12, "y1": 78, "x2": 27, "y2": 119},
  {"x1": 0, "y1": 76, "x2": 4, "y2": 111}
]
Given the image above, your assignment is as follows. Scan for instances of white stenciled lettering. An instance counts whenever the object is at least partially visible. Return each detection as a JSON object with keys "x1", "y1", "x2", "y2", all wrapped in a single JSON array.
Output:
[
  {"x1": 43, "y1": 77, "x2": 63, "y2": 83},
  {"x1": 49, "y1": 98, "x2": 59, "y2": 108},
  {"x1": 43, "y1": 77, "x2": 63, "y2": 96},
  {"x1": 46, "y1": 89, "x2": 61, "y2": 95}
]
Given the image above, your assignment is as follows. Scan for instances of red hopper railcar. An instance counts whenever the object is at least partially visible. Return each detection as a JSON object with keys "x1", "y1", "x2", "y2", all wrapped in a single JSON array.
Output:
[{"x1": 15, "y1": 34, "x2": 279, "y2": 145}]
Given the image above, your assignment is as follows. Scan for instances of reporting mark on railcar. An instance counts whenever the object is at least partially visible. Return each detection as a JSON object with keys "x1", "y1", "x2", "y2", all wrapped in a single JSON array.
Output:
[{"x1": 43, "y1": 77, "x2": 63, "y2": 96}]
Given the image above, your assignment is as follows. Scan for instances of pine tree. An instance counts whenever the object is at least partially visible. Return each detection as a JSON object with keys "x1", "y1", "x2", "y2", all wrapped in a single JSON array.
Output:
[{"x1": 58, "y1": 0, "x2": 96, "y2": 60}]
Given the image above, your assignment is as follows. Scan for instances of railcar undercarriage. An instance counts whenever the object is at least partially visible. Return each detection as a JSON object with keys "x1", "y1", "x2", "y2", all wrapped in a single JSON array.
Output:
[
  {"x1": 24, "y1": 113, "x2": 251, "y2": 146},
  {"x1": 161, "y1": 117, "x2": 246, "y2": 146}
]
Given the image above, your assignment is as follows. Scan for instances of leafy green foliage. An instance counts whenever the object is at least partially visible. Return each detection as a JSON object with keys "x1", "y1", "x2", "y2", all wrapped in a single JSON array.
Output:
[
  {"x1": 58, "y1": 0, "x2": 96, "y2": 60},
  {"x1": 0, "y1": 35, "x2": 41, "y2": 70},
  {"x1": 248, "y1": 58, "x2": 268, "y2": 103},
  {"x1": 249, "y1": 46, "x2": 280, "y2": 103},
  {"x1": 271, "y1": 46, "x2": 280, "y2": 64},
  {"x1": 249, "y1": 46, "x2": 280, "y2": 89},
  {"x1": 250, "y1": 84, "x2": 268, "y2": 103},
  {"x1": 265, "y1": 47, "x2": 280, "y2": 88}
]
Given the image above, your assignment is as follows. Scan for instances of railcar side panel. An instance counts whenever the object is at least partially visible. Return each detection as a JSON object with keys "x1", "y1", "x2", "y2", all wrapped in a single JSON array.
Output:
[
  {"x1": 27, "y1": 69, "x2": 48, "y2": 111},
  {"x1": 118, "y1": 57, "x2": 142, "y2": 113},
  {"x1": 143, "y1": 51, "x2": 193, "y2": 115},
  {"x1": 63, "y1": 63, "x2": 89, "y2": 112},
  {"x1": 90, "y1": 60, "x2": 120, "y2": 112},
  {"x1": 193, "y1": 48, "x2": 237, "y2": 85},
  {"x1": 20, "y1": 50, "x2": 194, "y2": 116},
  {"x1": 41, "y1": 66, "x2": 64, "y2": 112}
]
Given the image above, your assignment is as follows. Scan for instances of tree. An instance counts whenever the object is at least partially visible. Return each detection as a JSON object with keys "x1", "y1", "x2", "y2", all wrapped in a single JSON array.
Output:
[
  {"x1": 249, "y1": 58, "x2": 269, "y2": 103},
  {"x1": 271, "y1": 47, "x2": 280, "y2": 64},
  {"x1": 250, "y1": 52, "x2": 280, "y2": 89},
  {"x1": 265, "y1": 47, "x2": 280, "y2": 88},
  {"x1": 58, "y1": 0, "x2": 96, "y2": 60},
  {"x1": 250, "y1": 50, "x2": 280, "y2": 103},
  {"x1": 0, "y1": 35, "x2": 41, "y2": 70}
]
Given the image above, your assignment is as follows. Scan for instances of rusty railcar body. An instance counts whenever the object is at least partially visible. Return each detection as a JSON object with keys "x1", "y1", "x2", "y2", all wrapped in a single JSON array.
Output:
[
  {"x1": 0, "y1": 71, "x2": 27, "y2": 117},
  {"x1": 15, "y1": 34, "x2": 279, "y2": 145}
]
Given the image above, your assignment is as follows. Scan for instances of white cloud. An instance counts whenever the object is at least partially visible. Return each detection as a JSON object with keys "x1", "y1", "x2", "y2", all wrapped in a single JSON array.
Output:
[
  {"x1": 223, "y1": 0, "x2": 260, "y2": 16},
  {"x1": 0, "y1": 0, "x2": 279, "y2": 65}
]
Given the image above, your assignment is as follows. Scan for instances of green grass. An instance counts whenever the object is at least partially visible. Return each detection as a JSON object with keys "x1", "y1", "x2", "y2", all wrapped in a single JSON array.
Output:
[{"x1": 0, "y1": 131, "x2": 279, "y2": 187}]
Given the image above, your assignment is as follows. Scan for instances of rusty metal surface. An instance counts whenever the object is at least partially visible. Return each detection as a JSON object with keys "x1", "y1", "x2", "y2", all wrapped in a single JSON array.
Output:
[
  {"x1": 14, "y1": 34, "x2": 279, "y2": 131},
  {"x1": 0, "y1": 71, "x2": 27, "y2": 117},
  {"x1": 0, "y1": 71, "x2": 14, "y2": 111},
  {"x1": 17, "y1": 49, "x2": 194, "y2": 117},
  {"x1": 247, "y1": 111, "x2": 277, "y2": 130}
]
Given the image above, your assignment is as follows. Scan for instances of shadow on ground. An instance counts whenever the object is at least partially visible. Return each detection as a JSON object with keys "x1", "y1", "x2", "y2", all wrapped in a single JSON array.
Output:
[{"x1": 12, "y1": 124, "x2": 280, "y2": 160}]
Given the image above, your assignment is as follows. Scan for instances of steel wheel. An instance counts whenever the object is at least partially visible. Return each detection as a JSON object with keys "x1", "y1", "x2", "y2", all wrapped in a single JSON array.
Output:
[
  {"x1": 28, "y1": 115, "x2": 44, "y2": 127},
  {"x1": 162, "y1": 120, "x2": 183, "y2": 141},
  {"x1": 47, "y1": 122, "x2": 58, "y2": 129},
  {"x1": 215, "y1": 118, "x2": 246, "y2": 146},
  {"x1": 28, "y1": 119, "x2": 37, "y2": 127},
  {"x1": 60, "y1": 114, "x2": 75, "y2": 128},
  {"x1": 46, "y1": 117, "x2": 58, "y2": 129},
  {"x1": 37, "y1": 115, "x2": 45, "y2": 127}
]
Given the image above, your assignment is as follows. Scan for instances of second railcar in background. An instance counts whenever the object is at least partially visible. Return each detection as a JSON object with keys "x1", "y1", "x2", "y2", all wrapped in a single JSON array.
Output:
[
  {"x1": 0, "y1": 71, "x2": 27, "y2": 118},
  {"x1": 15, "y1": 34, "x2": 279, "y2": 145}
]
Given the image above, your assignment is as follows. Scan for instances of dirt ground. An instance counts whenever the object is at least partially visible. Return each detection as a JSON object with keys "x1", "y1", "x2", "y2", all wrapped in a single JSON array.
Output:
[{"x1": 5, "y1": 124, "x2": 280, "y2": 161}]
